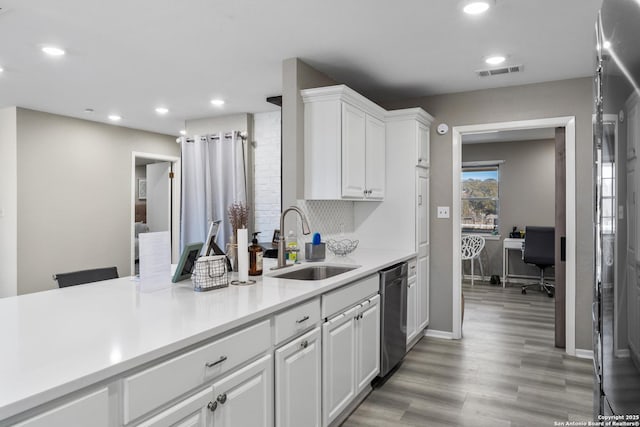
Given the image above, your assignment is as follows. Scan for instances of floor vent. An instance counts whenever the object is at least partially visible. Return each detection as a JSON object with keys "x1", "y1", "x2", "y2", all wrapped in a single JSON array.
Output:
[{"x1": 476, "y1": 64, "x2": 524, "y2": 77}]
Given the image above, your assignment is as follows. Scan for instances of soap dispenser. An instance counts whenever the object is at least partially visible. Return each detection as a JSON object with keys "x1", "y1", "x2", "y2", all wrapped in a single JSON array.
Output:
[{"x1": 249, "y1": 232, "x2": 263, "y2": 276}]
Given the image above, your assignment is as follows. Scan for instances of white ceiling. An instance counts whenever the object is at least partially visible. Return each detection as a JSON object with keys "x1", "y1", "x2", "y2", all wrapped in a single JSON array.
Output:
[{"x1": 0, "y1": 0, "x2": 602, "y2": 136}]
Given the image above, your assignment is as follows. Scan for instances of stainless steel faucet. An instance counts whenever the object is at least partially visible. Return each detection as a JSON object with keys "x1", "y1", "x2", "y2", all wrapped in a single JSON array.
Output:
[{"x1": 274, "y1": 206, "x2": 311, "y2": 270}]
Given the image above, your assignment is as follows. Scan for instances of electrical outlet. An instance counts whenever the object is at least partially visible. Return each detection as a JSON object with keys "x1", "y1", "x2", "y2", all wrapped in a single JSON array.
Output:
[{"x1": 437, "y1": 206, "x2": 450, "y2": 218}]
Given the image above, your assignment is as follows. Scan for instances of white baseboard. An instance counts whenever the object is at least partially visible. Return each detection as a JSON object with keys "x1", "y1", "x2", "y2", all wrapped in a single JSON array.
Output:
[
  {"x1": 424, "y1": 329, "x2": 454, "y2": 340},
  {"x1": 575, "y1": 348, "x2": 594, "y2": 359},
  {"x1": 615, "y1": 348, "x2": 630, "y2": 358}
]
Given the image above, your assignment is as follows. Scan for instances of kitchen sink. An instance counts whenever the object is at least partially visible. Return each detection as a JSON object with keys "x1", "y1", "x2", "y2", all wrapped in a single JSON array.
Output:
[{"x1": 270, "y1": 265, "x2": 358, "y2": 281}]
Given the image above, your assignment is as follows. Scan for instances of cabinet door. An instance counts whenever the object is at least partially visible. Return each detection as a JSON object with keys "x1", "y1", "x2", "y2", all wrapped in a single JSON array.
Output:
[
  {"x1": 406, "y1": 276, "x2": 418, "y2": 346},
  {"x1": 137, "y1": 388, "x2": 211, "y2": 427},
  {"x1": 417, "y1": 170, "x2": 429, "y2": 329},
  {"x1": 418, "y1": 255, "x2": 430, "y2": 329},
  {"x1": 417, "y1": 122, "x2": 429, "y2": 167},
  {"x1": 211, "y1": 354, "x2": 273, "y2": 427},
  {"x1": 365, "y1": 115, "x2": 385, "y2": 199},
  {"x1": 341, "y1": 102, "x2": 367, "y2": 198},
  {"x1": 322, "y1": 306, "x2": 358, "y2": 426},
  {"x1": 356, "y1": 295, "x2": 380, "y2": 393},
  {"x1": 275, "y1": 328, "x2": 321, "y2": 427},
  {"x1": 14, "y1": 388, "x2": 108, "y2": 427}
]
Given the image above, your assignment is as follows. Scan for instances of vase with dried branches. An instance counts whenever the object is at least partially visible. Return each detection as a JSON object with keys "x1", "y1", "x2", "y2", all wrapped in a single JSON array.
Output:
[{"x1": 227, "y1": 202, "x2": 249, "y2": 271}]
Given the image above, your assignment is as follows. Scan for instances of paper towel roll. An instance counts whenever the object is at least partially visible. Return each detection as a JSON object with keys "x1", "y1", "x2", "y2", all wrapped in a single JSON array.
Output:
[{"x1": 237, "y1": 228, "x2": 249, "y2": 282}]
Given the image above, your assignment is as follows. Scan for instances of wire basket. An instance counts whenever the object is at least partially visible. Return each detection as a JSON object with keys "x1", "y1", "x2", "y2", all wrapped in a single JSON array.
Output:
[
  {"x1": 326, "y1": 239, "x2": 359, "y2": 256},
  {"x1": 192, "y1": 255, "x2": 229, "y2": 291}
]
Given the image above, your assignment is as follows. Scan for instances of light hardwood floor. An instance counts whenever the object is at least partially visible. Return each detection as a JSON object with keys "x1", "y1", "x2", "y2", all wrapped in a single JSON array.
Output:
[{"x1": 343, "y1": 281, "x2": 594, "y2": 426}]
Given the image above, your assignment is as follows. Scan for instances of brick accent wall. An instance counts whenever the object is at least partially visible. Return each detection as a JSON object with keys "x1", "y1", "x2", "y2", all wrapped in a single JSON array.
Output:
[{"x1": 253, "y1": 111, "x2": 281, "y2": 242}]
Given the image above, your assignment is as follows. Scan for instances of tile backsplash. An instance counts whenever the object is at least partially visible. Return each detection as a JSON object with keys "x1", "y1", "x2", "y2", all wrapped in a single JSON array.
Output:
[{"x1": 295, "y1": 200, "x2": 357, "y2": 255}]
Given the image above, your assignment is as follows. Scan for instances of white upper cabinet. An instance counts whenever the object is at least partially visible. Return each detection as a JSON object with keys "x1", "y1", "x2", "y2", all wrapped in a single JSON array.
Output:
[
  {"x1": 417, "y1": 122, "x2": 430, "y2": 168},
  {"x1": 302, "y1": 85, "x2": 386, "y2": 201},
  {"x1": 341, "y1": 102, "x2": 367, "y2": 198},
  {"x1": 365, "y1": 115, "x2": 386, "y2": 199}
]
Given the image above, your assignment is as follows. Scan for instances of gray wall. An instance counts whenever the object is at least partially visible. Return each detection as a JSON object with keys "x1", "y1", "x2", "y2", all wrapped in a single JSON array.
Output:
[
  {"x1": 16, "y1": 108, "x2": 179, "y2": 294},
  {"x1": 462, "y1": 139, "x2": 555, "y2": 278},
  {"x1": 383, "y1": 78, "x2": 594, "y2": 350},
  {"x1": 0, "y1": 107, "x2": 18, "y2": 297}
]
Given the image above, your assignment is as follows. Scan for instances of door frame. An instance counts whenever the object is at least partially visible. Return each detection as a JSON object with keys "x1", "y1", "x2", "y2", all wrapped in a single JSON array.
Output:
[
  {"x1": 131, "y1": 152, "x2": 181, "y2": 275},
  {"x1": 451, "y1": 116, "x2": 577, "y2": 356}
]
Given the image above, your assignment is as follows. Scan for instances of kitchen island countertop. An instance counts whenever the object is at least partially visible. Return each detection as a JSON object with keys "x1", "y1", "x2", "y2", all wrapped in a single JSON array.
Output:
[{"x1": 0, "y1": 248, "x2": 415, "y2": 421}]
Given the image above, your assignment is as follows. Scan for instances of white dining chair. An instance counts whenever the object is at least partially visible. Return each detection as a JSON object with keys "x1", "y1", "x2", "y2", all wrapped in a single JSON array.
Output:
[{"x1": 461, "y1": 235, "x2": 485, "y2": 286}]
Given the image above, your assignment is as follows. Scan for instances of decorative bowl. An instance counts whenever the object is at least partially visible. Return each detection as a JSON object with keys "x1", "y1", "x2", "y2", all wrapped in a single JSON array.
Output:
[{"x1": 326, "y1": 239, "x2": 359, "y2": 256}]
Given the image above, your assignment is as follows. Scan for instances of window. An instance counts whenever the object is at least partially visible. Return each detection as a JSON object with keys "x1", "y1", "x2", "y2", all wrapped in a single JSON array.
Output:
[{"x1": 461, "y1": 166, "x2": 499, "y2": 233}]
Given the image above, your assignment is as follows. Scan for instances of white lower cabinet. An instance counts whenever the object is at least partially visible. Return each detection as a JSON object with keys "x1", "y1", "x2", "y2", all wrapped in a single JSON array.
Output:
[
  {"x1": 356, "y1": 295, "x2": 381, "y2": 393},
  {"x1": 275, "y1": 327, "x2": 322, "y2": 427},
  {"x1": 406, "y1": 274, "x2": 418, "y2": 345},
  {"x1": 322, "y1": 294, "x2": 380, "y2": 426},
  {"x1": 210, "y1": 354, "x2": 273, "y2": 427},
  {"x1": 14, "y1": 388, "x2": 109, "y2": 427}
]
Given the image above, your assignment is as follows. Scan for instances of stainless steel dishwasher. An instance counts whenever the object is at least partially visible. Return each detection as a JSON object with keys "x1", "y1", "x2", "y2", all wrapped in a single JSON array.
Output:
[{"x1": 378, "y1": 262, "x2": 407, "y2": 378}]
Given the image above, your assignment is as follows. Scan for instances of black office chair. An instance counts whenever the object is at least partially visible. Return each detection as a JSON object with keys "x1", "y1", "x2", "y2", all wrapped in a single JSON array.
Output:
[
  {"x1": 522, "y1": 226, "x2": 555, "y2": 297},
  {"x1": 54, "y1": 267, "x2": 119, "y2": 288}
]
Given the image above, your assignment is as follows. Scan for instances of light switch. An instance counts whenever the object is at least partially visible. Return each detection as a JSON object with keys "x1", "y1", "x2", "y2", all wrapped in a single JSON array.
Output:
[{"x1": 437, "y1": 206, "x2": 450, "y2": 218}]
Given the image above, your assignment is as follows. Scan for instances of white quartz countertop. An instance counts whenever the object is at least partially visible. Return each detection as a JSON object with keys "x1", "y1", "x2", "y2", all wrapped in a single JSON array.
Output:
[{"x1": 0, "y1": 248, "x2": 415, "y2": 421}]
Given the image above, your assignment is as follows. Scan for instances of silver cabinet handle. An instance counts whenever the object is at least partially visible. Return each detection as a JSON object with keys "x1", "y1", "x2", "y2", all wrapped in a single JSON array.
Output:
[
  {"x1": 300, "y1": 340, "x2": 309, "y2": 349},
  {"x1": 205, "y1": 355, "x2": 227, "y2": 368},
  {"x1": 296, "y1": 315, "x2": 309, "y2": 324},
  {"x1": 208, "y1": 401, "x2": 218, "y2": 412},
  {"x1": 217, "y1": 393, "x2": 227, "y2": 404}
]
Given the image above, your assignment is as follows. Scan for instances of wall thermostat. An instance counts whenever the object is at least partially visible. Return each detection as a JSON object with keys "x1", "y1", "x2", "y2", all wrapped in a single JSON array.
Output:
[{"x1": 436, "y1": 123, "x2": 449, "y2": 135}]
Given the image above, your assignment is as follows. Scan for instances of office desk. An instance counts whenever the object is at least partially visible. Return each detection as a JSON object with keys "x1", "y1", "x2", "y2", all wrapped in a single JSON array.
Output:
[{"x1": 502, "y1": 238, "x2": 524, "y2": 287}]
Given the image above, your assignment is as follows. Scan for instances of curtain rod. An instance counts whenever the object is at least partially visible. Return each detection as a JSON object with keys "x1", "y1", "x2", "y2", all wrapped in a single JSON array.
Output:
[{"x1": 180, "y1": 130, "x2": 248, "y2": 144}]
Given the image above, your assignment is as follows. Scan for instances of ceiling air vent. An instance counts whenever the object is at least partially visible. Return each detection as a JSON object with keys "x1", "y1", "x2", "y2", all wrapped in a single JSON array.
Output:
[{"x1": 476, "y1": 64, "x2": 524, "y2": 77}]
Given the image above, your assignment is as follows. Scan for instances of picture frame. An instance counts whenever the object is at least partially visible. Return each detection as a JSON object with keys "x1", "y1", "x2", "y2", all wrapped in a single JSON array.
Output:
[
  {"x1": 172, "y1": 242, "x2": 204, "y2": 283},
  {"x1": 138, "y1": 179, "x2": 147, "y2": 200}
]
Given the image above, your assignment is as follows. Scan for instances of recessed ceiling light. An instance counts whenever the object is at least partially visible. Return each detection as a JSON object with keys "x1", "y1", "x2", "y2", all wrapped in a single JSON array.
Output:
[
  {"x1": 210, "y1": 99, "x2": 225, "y2": 106},
  {"x1": 463, "y1": 1, "x2": 491, "y2": 14},
  {"x1": 155, "y1": 107, "x2": 169, "y2": 115},
  {"x1": 42, "y1": 46, "x2": 66, "y2": 56},
  {"x1": 108, "y1": 114, "x2": 122, "y2": 122},
  {"x1": 485, "y1": 55, "x2": 506, "y2": 65},
  {"x1": 0, "y1": 67, "x2": 3, "y2": 73},
  {"x1": 179, "y1": 130, "x2": 187, "y2": 136}
]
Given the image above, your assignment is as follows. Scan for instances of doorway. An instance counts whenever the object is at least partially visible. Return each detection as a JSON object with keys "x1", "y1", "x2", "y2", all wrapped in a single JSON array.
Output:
[
  {"x1": 451, "y1": 117, "x2": 578, "y2": 356},
  {"x1": 130, "y1": 152, "x2": 181, "y2": 275}
]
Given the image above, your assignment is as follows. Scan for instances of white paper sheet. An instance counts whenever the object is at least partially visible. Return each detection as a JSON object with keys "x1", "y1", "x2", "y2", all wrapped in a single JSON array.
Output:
[{"x1": 139, "y1": 231, "x2": 172, "y2": 292}]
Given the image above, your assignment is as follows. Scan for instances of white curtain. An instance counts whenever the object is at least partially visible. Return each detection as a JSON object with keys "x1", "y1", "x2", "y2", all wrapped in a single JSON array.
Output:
[{"x1": 180, "y1": 132, "x2": 247, "y2": 251}]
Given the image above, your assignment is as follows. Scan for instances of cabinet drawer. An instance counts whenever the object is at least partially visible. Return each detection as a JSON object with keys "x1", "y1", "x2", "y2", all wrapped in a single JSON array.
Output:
[
  {"x1": 123, "y1": 319, "x2": 271, "y2": 423},
  {"x1": 322, "y1": 275, "x2": 378, "y2": 319},
  {"x1": 136, "y1": 388, "x2": 211, "y2": 427},
  {"x1": 15, "y1": 388, "x2": 108, "y2": 427},
  {"x1": 274, "y1": 298, "x2": 320, "y2": 345},
  {"x1": 408, "y1": 259, "x2": 417, "y2": 278}
]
